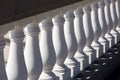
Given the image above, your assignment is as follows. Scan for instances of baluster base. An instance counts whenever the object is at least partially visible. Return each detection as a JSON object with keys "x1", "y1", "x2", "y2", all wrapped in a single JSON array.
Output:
[
  {"x1": 53, "y1": 64, "x2": 71, "y2": 80},
  {"x1": 116, "y1": 26, "x2": 120, "y2": 42},
  {"x1": 64, "y1": 58, "x2": 80, "y2": 78},
  {"x1": 111, "y1": 29, "x2": 119, "y2": 44},
  {"x1": 105, "y1": 33, "x2": 114, "y2": 48},
  {"x1": 99, "y1": 37, "x2": 109, "y2": 53},
  {"x1": 83, "y1": 46, "x2": 96, "y2": 64},
  {"x1": 39, "y1": 71, "x2": 58, "y2": 80},
  {"x1": 91, "y1": 41, "x2": 103, "y2": 58},
  {"x1": 75, "y1": 51, "x2": 89, "y2": 70}
]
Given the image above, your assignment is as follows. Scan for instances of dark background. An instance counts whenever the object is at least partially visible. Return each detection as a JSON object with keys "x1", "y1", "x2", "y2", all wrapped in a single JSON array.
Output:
[{"x1": 0, "y1": 0, "x2": 82, "y2": 25}]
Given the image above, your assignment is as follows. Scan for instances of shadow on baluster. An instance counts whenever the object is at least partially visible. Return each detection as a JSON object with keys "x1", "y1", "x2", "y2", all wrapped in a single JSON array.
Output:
[
  {"x1": 110, "y1": 0, "x2": 119, "y2": 45},
  {"x1": 24, "y1": 19, "x2": 43, "y2": 80},
  {"x1": 115, "y1": 0, "x2": 120, "y2": 42},
  {"x1": 98, "y1": 0, "x2": 109, "y2": 53},
  {"x1": 104, "y1": 0, "x2": 115, "y2": 48},
  {"x1": 38, "y1": 19, "x2": 58, "y2": 80},
  {"x1": 6, "y1": 21, "x2": 28, "y2": 80},
  {"x1": 74, "y1": 7, "x2": 89, "y2": 71},
  {"x1": 83, "y1": 3, "x2": 96, "y2": 64},
  {"x1": 0, "y1": 24, "x2": 9, "y2": 80},
  {"x1": 64, "y1": 10, "x2": 80, "y2": 78},
  {"x1": 91, "y1": 1, "x2": 103, "y2": 58},
  {"x1": 52, "y1": 14, "x2": 71, "y2": 80}
]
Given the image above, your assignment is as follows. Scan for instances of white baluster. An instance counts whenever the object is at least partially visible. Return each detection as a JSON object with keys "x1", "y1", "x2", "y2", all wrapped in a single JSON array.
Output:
[
  {"x1": 24, "y1": 21, "x2": 42, "y2": 80},
  {"x1": 64, "y1": 11, "x2": 80, "y2": 77},
  {"x1": 74, "y1": 7, "x2": 88, "y2": 70},
  {"x1": 91, "y1": 1, "x2": 103, "y2": 58},
  {"x1": 0, "y1": 34, "x2": 7, "y2": 80},
  {"x1": 104, "y1": 0, "x2": 114, "y2": 48},
  {"x1": 38, "y1": 19, "x2": 57, "y2": 80},
  {"x1": 98, "y1": 0, "x2": 109, "y2": 53},
  {"x1": 115, "y1": 0, "x2": 120, "y2": 42},
  {"x1": 110, "y1": 0, "x2": 119, "y2": 44},
  {"x1": 83, "y1": 4, "x2": 96, "y2": 64},
  {"x1": 52, "y1": 15, "x2": 71, "y2": 80},
  {"x1": 6, "y1": 22, "x2": 28, "y2": 80}
]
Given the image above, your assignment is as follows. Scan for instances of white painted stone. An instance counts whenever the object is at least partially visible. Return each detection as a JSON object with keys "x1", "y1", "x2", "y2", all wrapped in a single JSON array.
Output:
[
  {"x1": 98, "y1": 0, "x2": 109, "y2": 53},
  {"x1": 24, "y1": 22, "x2": 42, "y2": 80},
  {"x1": 38, "y1": 19, "x2": 57, "y2": 80},
  {"x1": 104, "y1": 0, "x2": 114, "y2": 48},
  {"x1": 52, "y1": 15, "x2": 71, "y2": 80},
  {"x1": 115, "y1": 0, "x2": 120, "y2": 42},
  {"x1": 74, "y1": 7, "x2": 89, "y2": 70},
  {"x1": 0, "y1": 35, "x2": 7, "y2": 80},
  {"x1": 64, "y1": 10, "x2": 80, "y2": 78},
  {"x1": 6, "y1": 23, "x2": 28, "y2": 80},
  {"x1": 83, "y1": 4, "x2": 96, "y2": 64},
  {"x1": 110, "y1": 0, "x2": 119, "y2": 44},
  {"x1": 0, "y1": 23, "x2": 14, "y2": 64},
  {"x1": 91, "y1": 1, "x2": 103, "y2": 58}
]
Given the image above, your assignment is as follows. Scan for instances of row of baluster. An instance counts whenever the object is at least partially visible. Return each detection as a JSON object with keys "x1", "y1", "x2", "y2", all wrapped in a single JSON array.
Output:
[{"x1": 0, "y1": 0, "x2": 120, "y2": 80}]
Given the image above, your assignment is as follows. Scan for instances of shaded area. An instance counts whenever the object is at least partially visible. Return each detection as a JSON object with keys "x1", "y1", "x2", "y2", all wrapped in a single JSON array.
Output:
[
  {"x1": 74, "y1": 42, "x2": 120, "y2": 80},
  {"x1": 105, "y1": 63, "x2": 120, "y2": 80},
  {"x1": 0, "y1": 0, "x2": 83, "y2": 25}
]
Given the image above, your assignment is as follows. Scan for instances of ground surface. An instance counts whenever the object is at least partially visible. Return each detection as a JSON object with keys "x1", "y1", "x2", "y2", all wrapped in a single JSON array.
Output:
[{"x1": 105, "y1": 65, "x2": 120, "y2": 80}]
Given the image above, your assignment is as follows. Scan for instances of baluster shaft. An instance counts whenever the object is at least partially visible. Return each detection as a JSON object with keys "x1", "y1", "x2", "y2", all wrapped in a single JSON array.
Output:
[
  {"x1": 91, "y1": 1, "x2": 103, "y2": 58},
  {"x1": 64, "y1": 11, "x2": 80, "y2": 77},
  {"x1": 104, "y1": 0, "x2": 114, "y2": 48},
  {"x1": 83, "y1": 4, "x2": 96, "y2": 64},
  {"x1": 74, "y1": 7, "x2": 88, "y2": 70},
  {"x1": 98, "y1": 0, "x2": 109, "y2": 53},
  {"x1": 110, "y1": 0, "x2": 119, "y2": 44},
  {"x1": 0, "y1": 36, "x2": 7, "y2": 80},
  {"x1": 38, "y1": 19, "x2": 57, "y2": 80},
  {"x1": 6, "y1": 23, "x2": 28, "y2": 80},
  {"x1": 24, "y1": 22, "x2": 42, "y2": 80},
  {"x1": 52, "y1": 15, "x2": 71, "y2": 80}
]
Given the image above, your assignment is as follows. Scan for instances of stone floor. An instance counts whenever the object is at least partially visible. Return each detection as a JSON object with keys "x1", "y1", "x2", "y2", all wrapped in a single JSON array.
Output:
[
  {"x1": 74, "y1": 42, "x2": 120, "y2": 80},
  {"x1": 105, "y1": 64, "x2": 120, "y2": 80}
]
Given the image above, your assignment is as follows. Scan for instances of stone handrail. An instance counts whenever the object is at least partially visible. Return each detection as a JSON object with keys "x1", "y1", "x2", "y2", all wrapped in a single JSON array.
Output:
[{"x1": 0, "y1": 0, "x2": 120, "y2": 80}]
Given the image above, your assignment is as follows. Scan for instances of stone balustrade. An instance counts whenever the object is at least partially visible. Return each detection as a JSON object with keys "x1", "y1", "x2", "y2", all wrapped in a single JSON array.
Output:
[{"x1": 0, "y1": 0, "x2": 120, "y2": 80}]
